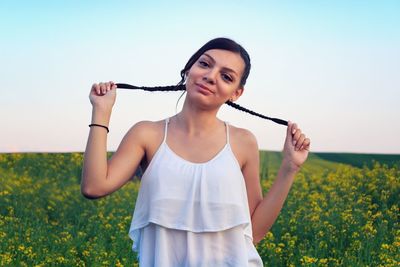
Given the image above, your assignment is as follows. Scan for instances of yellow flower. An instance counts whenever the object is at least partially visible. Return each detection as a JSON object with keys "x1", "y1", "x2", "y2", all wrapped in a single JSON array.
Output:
[
  {"x1": 56, "y1": 256, "x2": 66, "y2": 263},
  {"x1": 319, "y1": 258, "x2": 328, "y2": 264},
  {"x1": 0, "y1": 252, "x2": 13, "y2": 264},
  {"x1": 82, "y1": 250, "x2": 90, "y2": 257},
  {"x1": 301, "y1": 255, "x2": 318, "y2": 264}
]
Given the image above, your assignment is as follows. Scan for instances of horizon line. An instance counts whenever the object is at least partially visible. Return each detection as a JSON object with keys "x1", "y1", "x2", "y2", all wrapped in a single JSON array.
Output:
[{"x1": 1, "y1": 150, "x2": 399, "y2": 156}]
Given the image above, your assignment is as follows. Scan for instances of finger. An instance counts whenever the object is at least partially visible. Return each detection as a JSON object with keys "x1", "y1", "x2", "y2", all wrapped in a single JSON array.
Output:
[
  {"x1": 286, "y1": 121, "x2": 294, "y2": 142},
  {"x1": 296, "y1": 134, "x2": 306, "y2": 150},
  {"x1": 100, "y1": 83, "x2": 107, "y2": 94},
  {"x1": 103, "y1": 83, "x2": 108, "y2": 94},
  {"x1": 110, "y1": 81, "x2": 117, "y2": 90},
  {"x1": 292, "y1": 123, "x2": 298, "y2": 135},
  {"x1": 108, "y1": 81, "x2": 114, "y2": 91},
  {"x1": 92, "y1": 83, "x2": 97, "y2": 95},
  {"x1": 293, "y1": 128, "x2": 302, "y2": 146},
  {"x1": 98, "y1": 82, "x2": 103, "y2": 94},
  {"x1": 95, "y1": 83, "x2": 101, "y2": 95},
  {"x1": 91, "y1": 83, "x2": 97, "y2": 95},
  {"x1": 293, "y1": 129, "x2": 302, "y2": 146},
  {"x1": 108, "y1": 81, "x2": 113, "y2": 91},
  {"x1": 300, "y1": 138, "x2": 311, "y2": 151}
]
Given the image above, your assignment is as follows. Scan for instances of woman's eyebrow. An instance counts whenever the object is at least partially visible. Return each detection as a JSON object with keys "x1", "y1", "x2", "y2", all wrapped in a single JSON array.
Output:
[{"x1": 202, "y1": 53, "x2": 238, "y2": 76}]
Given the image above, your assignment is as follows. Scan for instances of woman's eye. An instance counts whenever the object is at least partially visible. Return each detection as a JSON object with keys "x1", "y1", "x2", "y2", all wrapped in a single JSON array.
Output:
[
  {"x1": 222, "y1": 74, "x2": 233, "y2": 82},
  {"x1": 199, "y1": 61, "x2": 209, "y2": 67}
]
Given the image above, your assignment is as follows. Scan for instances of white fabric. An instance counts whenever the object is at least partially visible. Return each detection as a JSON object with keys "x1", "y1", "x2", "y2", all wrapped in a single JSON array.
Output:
[{"x1": 128, "y1": 118, "x2": 263, "y2": 266}]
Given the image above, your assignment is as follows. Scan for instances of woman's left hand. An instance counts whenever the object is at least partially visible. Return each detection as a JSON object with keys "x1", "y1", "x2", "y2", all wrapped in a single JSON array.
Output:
[{"x1": 282, "y1": 121, "x2": 311, "y2": 173}]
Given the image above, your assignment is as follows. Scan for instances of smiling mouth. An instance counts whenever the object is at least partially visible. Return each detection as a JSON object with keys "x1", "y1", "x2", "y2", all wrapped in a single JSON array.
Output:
[{"x1": 195, "y1": 83, "x2": 214, "y2": 94}]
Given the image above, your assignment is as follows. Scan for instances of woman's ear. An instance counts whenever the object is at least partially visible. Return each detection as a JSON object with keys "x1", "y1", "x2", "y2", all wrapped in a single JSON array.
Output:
[{"x1": 229, "y1": 87, "x2": 244, "y2": 102}]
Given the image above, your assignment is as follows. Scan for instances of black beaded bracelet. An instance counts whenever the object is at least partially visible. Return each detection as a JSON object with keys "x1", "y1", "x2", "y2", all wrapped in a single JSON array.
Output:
[{"x1": 89, "y1": 123, "x2": 109, "y2": 133}]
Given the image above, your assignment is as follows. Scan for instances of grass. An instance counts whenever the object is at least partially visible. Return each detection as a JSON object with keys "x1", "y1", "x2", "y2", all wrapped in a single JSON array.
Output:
[{"x1": 0, "y1": 152, "x2": 399, "y2": 266}]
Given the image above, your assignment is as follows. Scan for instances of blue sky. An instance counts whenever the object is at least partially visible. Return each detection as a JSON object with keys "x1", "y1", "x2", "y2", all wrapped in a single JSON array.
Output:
[{"x1": 1, "y1": 0, "x2": 399, "y2": 153}]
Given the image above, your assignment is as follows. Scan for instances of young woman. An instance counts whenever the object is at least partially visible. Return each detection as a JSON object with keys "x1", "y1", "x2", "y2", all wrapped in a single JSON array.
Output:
[{"x1": 81, "y1": 37, "x2": 311, "y2": 266}]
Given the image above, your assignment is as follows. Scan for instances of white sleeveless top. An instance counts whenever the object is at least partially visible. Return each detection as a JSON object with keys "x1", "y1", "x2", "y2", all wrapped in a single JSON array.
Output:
[{"x1": 128, "y1": 118, "x2": 263, "y2": 267}]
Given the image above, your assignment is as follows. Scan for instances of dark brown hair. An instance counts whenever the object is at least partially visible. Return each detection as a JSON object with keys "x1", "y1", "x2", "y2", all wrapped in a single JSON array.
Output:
[{"x1": 116, "y1": 37, "x2": 287, "y2": 126}]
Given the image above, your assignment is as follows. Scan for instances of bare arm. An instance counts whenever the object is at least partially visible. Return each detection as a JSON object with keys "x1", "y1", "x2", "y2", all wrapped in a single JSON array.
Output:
[
  {"x1": 81, "y1": 106, "x2": 113, "y2": 198},
  {"x1": 81, "y1": 81, "x2": 146, "y2": 199},
  {"x1": 243, "y1": 121, "x2": 310, "y2": 245},
  {"x1": 250, "y1": 163, "x2": 297, "y2": 244}
]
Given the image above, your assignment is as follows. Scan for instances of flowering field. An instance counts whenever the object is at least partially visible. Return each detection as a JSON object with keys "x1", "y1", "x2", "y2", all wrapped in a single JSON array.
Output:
[{"x1": 0, "y1": 152, "x2": 399, "y2": 266}]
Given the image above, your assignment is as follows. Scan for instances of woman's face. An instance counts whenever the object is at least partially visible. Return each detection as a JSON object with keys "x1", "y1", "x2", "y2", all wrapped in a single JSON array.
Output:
[{"x1": 185, "y1": 49, "x2": 245, "y2": 109}]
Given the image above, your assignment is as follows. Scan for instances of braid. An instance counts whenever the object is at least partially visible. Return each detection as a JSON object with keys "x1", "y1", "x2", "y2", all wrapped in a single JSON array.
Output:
[
  {"x1": 225, "y1": 101, "x2": 288, "y2": 126},
  {"x1": 116, "y1": 83, "x2": 185, "y2": 92},
  {"x1": 115, "y1": 83, "x2": 288, "y2": 126}
]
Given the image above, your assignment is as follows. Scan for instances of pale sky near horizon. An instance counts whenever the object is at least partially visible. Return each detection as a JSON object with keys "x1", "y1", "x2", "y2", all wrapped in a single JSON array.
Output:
[{"x1": 1, "y1": 1, "x2": 399, "y2": 154}]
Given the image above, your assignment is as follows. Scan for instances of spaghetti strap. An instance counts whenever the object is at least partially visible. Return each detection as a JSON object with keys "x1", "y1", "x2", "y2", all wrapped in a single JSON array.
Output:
[
  {"x1": 163, "y1": 117, "x2": 170, "y2": 143},
  {"x1": 225, "y1": 121, "x2": 230, "y2": 145}
]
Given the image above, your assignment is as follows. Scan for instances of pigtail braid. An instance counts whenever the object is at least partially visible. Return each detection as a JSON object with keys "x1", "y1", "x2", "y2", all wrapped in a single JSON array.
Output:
[
  {"x1": 115, "y1": 83, "x2": 288, "y2": 126},
  {"x1": 116, "y1": 83, "x2": 185, "y2": 92},
  {"x1": 225, "y1": 101, "x2": 288, "y2": 126}
]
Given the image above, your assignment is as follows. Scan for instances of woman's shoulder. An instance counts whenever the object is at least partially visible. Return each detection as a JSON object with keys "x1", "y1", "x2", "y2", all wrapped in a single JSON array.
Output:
[
  {"x1": 226, "y1": 122, "x2": 259, "y2": 168},
  {"x1": 124, "y1": 118, "x2": 167, "y2": 141},
  {"x1": 129, "y1": 119, "x2": 165, "y2": 131},
  {"x1": 227, "y1": 123, "x2": 258, "y2": 148}
]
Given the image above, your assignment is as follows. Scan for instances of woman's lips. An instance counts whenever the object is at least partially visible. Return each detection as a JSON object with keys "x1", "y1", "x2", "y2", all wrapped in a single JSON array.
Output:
[{"x1": 195, "y1": 83, "x2": 214, "y2": 95}]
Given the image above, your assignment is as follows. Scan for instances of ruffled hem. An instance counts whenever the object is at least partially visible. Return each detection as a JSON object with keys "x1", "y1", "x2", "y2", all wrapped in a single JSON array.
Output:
[
  {"x1": 132, "y1": 199, "x2": 251, "y2": 229},
  {"x1": 128, "y1": 222, "x2": 263, "y2": 266},
  {"x1": 128, "y1": 220, "x2": 253, "y2": 254}
]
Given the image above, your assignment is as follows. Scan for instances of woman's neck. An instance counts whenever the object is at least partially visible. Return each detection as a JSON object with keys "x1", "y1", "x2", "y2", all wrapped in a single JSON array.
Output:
[{"x1": 174, "y1": 102, "x2": 222, "y2": 136}]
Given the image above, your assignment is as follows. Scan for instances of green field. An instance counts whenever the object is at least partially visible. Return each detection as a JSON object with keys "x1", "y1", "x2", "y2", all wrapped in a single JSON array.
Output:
[{"x1": 0, "y1": 152, "x2": 399, "y2": 266}]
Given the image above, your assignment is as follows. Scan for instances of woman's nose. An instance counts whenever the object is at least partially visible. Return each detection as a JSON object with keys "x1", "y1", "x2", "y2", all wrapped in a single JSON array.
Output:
[{"x1": 202, "y1": 69, "x2": 217, "y2": 84}]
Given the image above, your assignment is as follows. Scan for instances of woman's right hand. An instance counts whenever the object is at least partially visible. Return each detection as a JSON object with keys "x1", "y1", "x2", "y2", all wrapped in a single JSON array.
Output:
[{"x1": 89, "y1": 81, "x2": 117, "y2": 111}]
